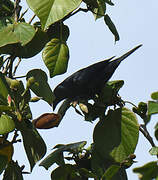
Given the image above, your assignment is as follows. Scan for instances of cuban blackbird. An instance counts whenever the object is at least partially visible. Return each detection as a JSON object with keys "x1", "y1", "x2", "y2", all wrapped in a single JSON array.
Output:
[{"x1": 53, "y1": 45, "x2": 142, "y2": 110}]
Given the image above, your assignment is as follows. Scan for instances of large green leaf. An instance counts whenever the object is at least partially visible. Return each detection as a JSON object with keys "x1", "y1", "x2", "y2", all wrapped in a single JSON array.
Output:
[
  {"x1": 2, "y1": 161, "x2": 23, "y2": 180},
  {"x1": 111, "y1": 108, "x2": 139, "y2": 162},
  {"x1": 93, "y1": 108, "x2": 122, "y2": 158},
  {"x1": 18, "y1": 120, "x2": 47, "y2": 171},
  {"x1": 42, "y1": 38, "x2": 69, "y2": 78},
  {"x1": 26, "y1": 69, "x2": 54, "y2": 105},
  {"x1": 133, "y1": 161, "x2": 158, "y2": 180},
  {"x1": 93, "y1": 108, "x2": 139, "y2": 163},
  {"x1": 0, "y1": 114, "x2": 15, "y2": 135},
  {"x1": 26, "y1": 0, "x2": 82, "y2": 30},
  {"x1": 0, "y1": 23, "x2": 36, "y2": 47}
]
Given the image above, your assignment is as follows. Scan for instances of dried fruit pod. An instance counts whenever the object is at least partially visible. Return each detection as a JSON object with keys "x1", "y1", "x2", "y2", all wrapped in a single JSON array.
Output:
[{"x1": 33, "y1": 113, "x2": 61, "y2": 129}]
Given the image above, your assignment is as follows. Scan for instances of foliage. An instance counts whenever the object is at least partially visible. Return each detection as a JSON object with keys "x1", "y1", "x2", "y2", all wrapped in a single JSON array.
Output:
[{"x1": 0, "y1": 0, "x2": 157, "y2": 180}]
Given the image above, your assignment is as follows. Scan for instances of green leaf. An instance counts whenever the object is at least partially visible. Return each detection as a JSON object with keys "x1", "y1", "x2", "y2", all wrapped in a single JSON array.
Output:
[
  {"x1": 93, "y1": 108, "x2": 122, "y2": 161},
  {"x1": 47, "y1": 22, "x2": 70, "y2": 42},
  {"x1": 0, "y1": 28, "x2": 48, "y2": 58},
  {"x1": 17, "y1": 28, "x2": 49, "y2": 58},
  {"x1": 2, "y1": 161, "x2": 23, "y2": 180},
  {"x1": 26, "y1": 0, "x2": 82, "y2": 30},
  {"x1": 40, "y1": 141, "x2": 86, "y2": 170},
  {"x1": 39, "y1": 148, "x2": 65, "y2": 169},
  {"x1": 148, "y1": 101, "x2": 158, "y2": 115},
  {"x1": 0, "y1": 23, "x2": 36, "y2": 47},
  {"x1": 133, "y1": 161, "x2": 158, "y2": 180},
  {"x1": 98, "y1": 80, "x2": 124, "y2": 106},
  {"x1": 93, "y1": 108, "x2": 139, "y2": 163},
  {"x1": 149, "y1": 147, "x2": 158, "y2": 156},
  {"x1": 0, "y1": 114, "x2": 15, "y2": 135},
  {"x1": 155, "y1": 123, "x2": 158, "y2": 141},
  {"x1": 102, "y1": 165, "x2": 120, "y2": 180},
  {"x1": 51, "y1": 164, "x2": 81, "y2": 180},
  {"x1": 104, "y1": 14, "x2": 120, "y2": 42},
  {"x1": 26, "y1": 69, "x2": 54, "y2": 105},
  {"x1": 92, "y1": 0, "x2": 106, "y2": 20},
  {"x1": 42, "y1": 38, "x2": 69, "y2": 78},
  {"x1": 0, "y1": 155, "x2": 8, "y2": 175},
  {"x1": 151, "y1": 91, "x2": 158, "y2": 100},
  {"x1": 0, "y1": 72, "x2": 10, "y2": 105},
  {"x1": 111, "y1": 108, "x2": 139, "y2": 163},
  {"x1": 18, "y1": 120, "x2": 46, "y2": 171}
]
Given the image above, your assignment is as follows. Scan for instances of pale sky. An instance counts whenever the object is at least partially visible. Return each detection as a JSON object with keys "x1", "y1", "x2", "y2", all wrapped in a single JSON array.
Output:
[{"x1": 1, "y1": 0, "x2": 158, "y2": 179}]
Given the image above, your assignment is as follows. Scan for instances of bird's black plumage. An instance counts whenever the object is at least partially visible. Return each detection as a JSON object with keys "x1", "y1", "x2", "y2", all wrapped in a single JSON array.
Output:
[{"x1": 53, "y1": 45, "x2": 142, "y2": 110}]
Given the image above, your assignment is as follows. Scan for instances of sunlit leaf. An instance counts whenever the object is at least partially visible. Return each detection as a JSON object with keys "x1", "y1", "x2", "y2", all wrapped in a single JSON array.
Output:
[
  {"x1": 42, "y1": 38, "x2": 69, "y2": 78},
  {"x1": 148, "y1": 101, "x2": 158, "y2": 116},
  {"x1": 26, "y1": 0, "x2": 82, "y2": 30},
  {"x1": 0, "y1": 23, "x2": 36, "y2": 47},
  {"x1": 0, "y1": 114, "x2": 15, "y2": 135},
  {"x1": 151, "y1": 91, "x2": 158, "y2": 100}
]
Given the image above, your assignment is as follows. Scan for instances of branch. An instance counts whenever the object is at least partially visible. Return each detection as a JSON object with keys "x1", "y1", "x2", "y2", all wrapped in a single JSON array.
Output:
[{"x1": 139, "y1": 124, "x2": 156, "y2": 147}]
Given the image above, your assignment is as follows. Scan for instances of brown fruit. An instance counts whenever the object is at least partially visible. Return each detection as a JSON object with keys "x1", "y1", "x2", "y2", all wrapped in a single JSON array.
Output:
[{"x1": 33, "y1": 113, "x2": 61, "y2": 129}]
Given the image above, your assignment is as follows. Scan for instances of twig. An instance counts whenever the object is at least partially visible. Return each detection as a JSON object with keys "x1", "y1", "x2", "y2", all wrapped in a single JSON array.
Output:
[
  {"x1": 13, "y1": 57, "x2": 21, "y2": 76},
  {"x1": 139, "y1": 124, "x2": 156, "y2": 147},
  {"x1": 124, "y1": 101, "x2": 137, "y2": 108},
  {"x1": 29, "y1": 14, "x2": 36, "y2": 24},
  {"x1": 14, "y1": 0, "x2": 21, "y2": 22},
  {"x1": 19, "y1": 8, "x2": 28, "y2": 20}
]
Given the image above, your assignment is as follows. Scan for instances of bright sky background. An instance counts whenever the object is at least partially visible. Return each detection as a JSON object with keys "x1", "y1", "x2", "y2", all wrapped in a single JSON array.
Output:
[{"x1": 1, "y1": 0, "x2": 158, "y2": 179}]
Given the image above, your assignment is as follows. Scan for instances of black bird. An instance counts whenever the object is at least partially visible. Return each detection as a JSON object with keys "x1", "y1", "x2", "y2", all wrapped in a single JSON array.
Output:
[{"x1": 53, "y1": 45, "x2": 142, "y2": 110}]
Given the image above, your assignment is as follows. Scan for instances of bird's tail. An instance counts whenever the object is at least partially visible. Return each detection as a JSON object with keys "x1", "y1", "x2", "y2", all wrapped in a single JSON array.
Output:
[{"x1": 114, "y1": 44, "x2": 142, "y2": 63}]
